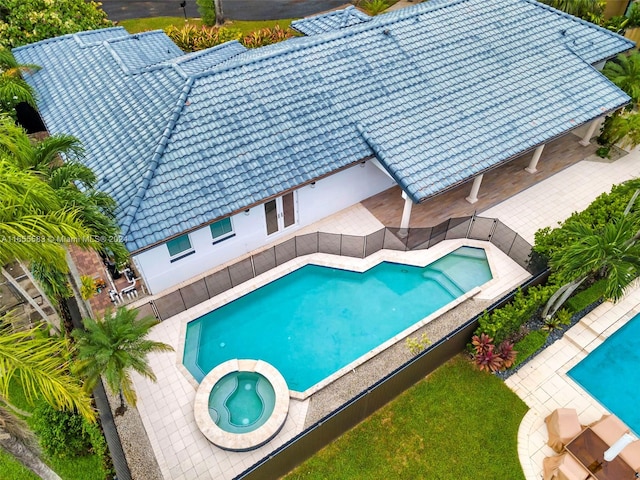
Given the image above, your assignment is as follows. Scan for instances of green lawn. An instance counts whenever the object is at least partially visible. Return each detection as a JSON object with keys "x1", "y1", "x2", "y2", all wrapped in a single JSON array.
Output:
[
  {"x1": 286, "y1": 356, "x2": 527, "y2": 480},
  {"x1": 118, "y1": 16, "x2": 296, "y2": 36},
  {"x1": 0, "y1": 381, "x2": 107, "y2": 480}
]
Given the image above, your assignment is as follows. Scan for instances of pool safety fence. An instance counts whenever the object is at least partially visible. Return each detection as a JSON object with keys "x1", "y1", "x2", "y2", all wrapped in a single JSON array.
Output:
[
  {"x1": 140, "y1": 215, "x2": 544, "y2": 321},
  {"x1": 235, "y1": 268, "x2": 551, "y2": 480}
]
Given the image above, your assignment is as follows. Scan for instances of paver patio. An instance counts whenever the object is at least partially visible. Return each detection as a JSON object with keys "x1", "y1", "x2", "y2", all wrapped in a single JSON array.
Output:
[{"x1": 127, "y1": 139, "x2": 640, "y2": 479}]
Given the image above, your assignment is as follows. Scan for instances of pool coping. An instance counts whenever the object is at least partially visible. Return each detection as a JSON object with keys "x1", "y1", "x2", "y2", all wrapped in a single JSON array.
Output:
[
  {"x1": 175, "y1": 239, "x2": 522, "y2": 400},
  {"x1": 194, "y1": 359, "x2": 290, "y2": 452}
]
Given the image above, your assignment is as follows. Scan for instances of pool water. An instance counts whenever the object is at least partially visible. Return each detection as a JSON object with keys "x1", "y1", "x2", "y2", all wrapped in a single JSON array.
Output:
[
  {"x1": 208, "y1": 371, "x2": 275, "y2": 433},
  {"x1": 184, "y1": 246, "x2": 492, "y2": 392},
  {"x1": 568, "y1": 313, "x2": 640, "y2": 435}
]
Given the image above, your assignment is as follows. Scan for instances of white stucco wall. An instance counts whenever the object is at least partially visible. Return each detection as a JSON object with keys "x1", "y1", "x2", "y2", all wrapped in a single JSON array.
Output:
[{"x1": 134, "y1": 162, "x2": 396, "y2": 294}]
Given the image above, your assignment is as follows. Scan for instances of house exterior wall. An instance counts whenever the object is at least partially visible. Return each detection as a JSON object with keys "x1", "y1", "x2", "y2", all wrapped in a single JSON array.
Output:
[{"x1": 133, "y1": 161, "x2": 396, "y2": 294}]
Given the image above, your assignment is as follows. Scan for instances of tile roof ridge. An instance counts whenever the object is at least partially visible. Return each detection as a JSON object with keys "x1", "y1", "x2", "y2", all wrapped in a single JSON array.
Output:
[
  {"x1": 11, "y1": 27, "x2": 127, "y2": 52},
  {"x1": 104, "y1": 29, "x2": 166, "y2": 44},
  {"x1": 356, "y1": 122, "x2": 416, "y2": 202},
  {"x1": 520, "y1": 0, "x2": 635, "y2": 48},
  {"x1": 190, "y1": 0, "x2": 469, "y2": 78},
  {"x1": 120, "y1": 77, "x2": 195, "y2": 236},
  {"x1": 170, "y1": 40, "x2": 246, "y2": 64}
]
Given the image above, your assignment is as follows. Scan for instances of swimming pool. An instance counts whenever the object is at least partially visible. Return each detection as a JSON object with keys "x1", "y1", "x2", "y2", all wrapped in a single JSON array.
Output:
[
  {"x1": 568, "y1": 312, "x2": 640, "y2": 435},
  {"x1": 184, "y1": 246, "x2": 492, "y2": 394}
]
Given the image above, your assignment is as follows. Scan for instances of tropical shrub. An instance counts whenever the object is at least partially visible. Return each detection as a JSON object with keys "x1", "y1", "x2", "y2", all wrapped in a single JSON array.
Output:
[
  {"x1": 165, "y1": 24, "x2": 295, "y2": 52},
  {"x1": 80, "y1": 275, "x2": 96, "y2": 300},
  {"x1": 31, "y1": 403, "x2": 106, "y2": 459},
  {"x1": 512, "y1": 330, "x2": 548, "y2": 368},
  {"x1": 361, "y1": 0, "x2": 390, "y2": 16},
  {"x1": 0, "y1": 0, "x2": 112, "y2": 49},
  {"x1": 241, "y1": 25, "x2": 295, "y2": 48},
  {"x1": 165, "y1": 24, "x2": 241, "y2": 52},
  {"x1": 534, "y1": 179, "x2": 640, "y2": 260},
  {"x1": 542, "y1": 308, "x2": 572, "y2": 331},
  {"x1": 475, "y1": 285, "x2": 554, "y2": 344},
  {"x1": 471, "y1": 334, "x2": 517, "y2": 372}
]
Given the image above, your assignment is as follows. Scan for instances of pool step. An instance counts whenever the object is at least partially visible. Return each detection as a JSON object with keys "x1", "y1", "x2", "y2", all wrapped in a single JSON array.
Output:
[
  {"x1": 563, "y1": 320, "x2": 603, "y2": 351},
  {"x1": 422, "y1": 269, "x2": 466, "y2": 297}
]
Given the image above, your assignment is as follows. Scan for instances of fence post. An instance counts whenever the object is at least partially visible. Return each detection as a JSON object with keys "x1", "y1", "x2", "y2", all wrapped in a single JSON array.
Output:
[
  {"x1": 489, "y1": 218, "x2": 498, "y2": 241},
  {"x1": 150, "y1": 300, "x2": 161, "y2": 321},
  {"x1": 250, "y1": 255, "x2": 257, "y2": 279},
  {"x1": 465, "y1": 212, "x2": 476, "y2": 239}
]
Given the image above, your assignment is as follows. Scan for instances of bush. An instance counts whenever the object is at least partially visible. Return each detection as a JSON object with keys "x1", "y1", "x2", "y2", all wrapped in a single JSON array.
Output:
[
  {"x1": 565, "y1": 279, "x2": 606, "y2": 313},
  {"x1": 31, "y1": 404, "x2": 106, "y2": 459},
  {"x1": 164, "y1": 24, "x2": 295, "y2": 52},
  {"x1": 0, "y1": 0, "x2": 112, "y2": 49},
  {"x1": 196, "y1": 0, "x2": 216, "y2": 26},
  {"x1": 361, "y1": 0, "x2": 390, "y2": 15},
  {"x1": 475, "y1": 284, "x2": 554, "y2": 344},
  {"x1": 164, "y1": 24, "x2": 241, "y2": 52},
  {"x1": 534, "y1": 178, "x2": 640, "y2": 260},
  {"x1": 512, "y1": 330, "x2": 548, "y2": 368},
  {"x1": 241, "y1": 25, "x2": 295, "y2": 48}
]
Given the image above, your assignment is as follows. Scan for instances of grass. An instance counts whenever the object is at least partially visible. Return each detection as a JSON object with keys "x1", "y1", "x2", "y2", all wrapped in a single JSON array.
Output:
[
  {"x1": 0, "y1": 380, "x2": 107, "y2": 480},
  {"x1": 286, "y1": 356, "x2": 527, "y2": 480},
  {"x1": 118, "y1": 16, "x2": 296, "y2": 36}
]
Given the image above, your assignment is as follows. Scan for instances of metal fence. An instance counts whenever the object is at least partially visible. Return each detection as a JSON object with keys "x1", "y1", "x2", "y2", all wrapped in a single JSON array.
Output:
[
  {"x1": 141, "y1": 215, "x2": 542, "y2": 321},
  {"x1": 235, "y1": 269, "x2": 550, "y2": 480}
]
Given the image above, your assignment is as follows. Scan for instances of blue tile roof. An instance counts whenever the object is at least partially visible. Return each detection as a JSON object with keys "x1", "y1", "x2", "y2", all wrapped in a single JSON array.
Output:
[
  {"x1": 291, "y1": 6, "x2": 371, "y2": 35},
  {"x1": 14, "y1": 0, "x2": 634, "y2": 253}
]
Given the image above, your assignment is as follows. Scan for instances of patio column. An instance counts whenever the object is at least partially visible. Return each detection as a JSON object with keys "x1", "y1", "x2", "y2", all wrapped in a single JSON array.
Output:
[
  {"x1": 399, "y1": 191, "x2": 413, "y2": 237},
  {"x1": 579, "y1": 117, "x2": 602, "y2": 146},
  {"x1": 465, "y1": 174, "x2": 483, "y2": 204},
  {"x1": 525, "y1": 144, "x2": 545, "y2": 173}
]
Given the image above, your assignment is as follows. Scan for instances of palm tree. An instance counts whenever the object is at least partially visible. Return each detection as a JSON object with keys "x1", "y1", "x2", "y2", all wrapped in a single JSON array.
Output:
[
  {"x1": 0, "y1": 49, "x2": 40, "y2": 119},
  {"x1": 544, "y1": 215, "x2": 640, "y2": 319},
  {"x1": 603, "y1": 51, "x2": 640, "y2": 107},
  {"x1": 0, "y1": 117, "x2": 128, "y2": 320},
  {"x1": 0, "y1": 319, "x2": 94, "y2": 479},
  {"x1": 0, "y1": 118, "x2": 128, "y2": 264},
  {"x1": 73, "y1": 307, "x2": 173, "y2": 416},
  {"x1": 0, "y1": 158, "x2": 94, "y2": 326}
]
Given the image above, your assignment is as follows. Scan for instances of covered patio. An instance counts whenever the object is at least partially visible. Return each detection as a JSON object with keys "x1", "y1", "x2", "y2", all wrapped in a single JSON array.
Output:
[{"x1": 362, "y1": 129, "x2": 600, "y2": 228}]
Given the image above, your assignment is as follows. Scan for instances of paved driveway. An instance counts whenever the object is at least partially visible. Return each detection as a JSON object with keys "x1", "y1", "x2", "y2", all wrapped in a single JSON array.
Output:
[{"x1": 101, "y1": 0, "x2": 349, "y2": 21}]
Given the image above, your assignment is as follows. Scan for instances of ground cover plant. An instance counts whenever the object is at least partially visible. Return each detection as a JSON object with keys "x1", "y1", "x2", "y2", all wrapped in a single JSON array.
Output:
[{"x1": 285, "y1": 356, "x2": 527, "y2": 480}]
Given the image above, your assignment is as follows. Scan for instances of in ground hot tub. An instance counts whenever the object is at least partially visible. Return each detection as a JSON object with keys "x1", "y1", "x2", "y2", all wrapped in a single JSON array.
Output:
[{"x1": 194, "y1": 359, "x2": 289, "y2": 451}]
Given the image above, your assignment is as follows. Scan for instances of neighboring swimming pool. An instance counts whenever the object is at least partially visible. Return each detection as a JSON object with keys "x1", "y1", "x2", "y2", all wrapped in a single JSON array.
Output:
[
  {"x1": 568, "y1": 312, "x2": 640, "y2": 435},
  {"x1": 184, "y1": 246, "x2": 492, "y2": 394}
]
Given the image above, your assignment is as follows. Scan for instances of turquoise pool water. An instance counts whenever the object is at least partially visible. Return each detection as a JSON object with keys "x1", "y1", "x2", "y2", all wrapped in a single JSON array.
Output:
[
  {"x1": 184, "y1": 246, "x2": 492, "y2": 392},
  {"x1": 208, "y1": 371, "x2": 275, "y2": 434},
  {"x1": 568, "y1": 313, "x2": 640, "y2": 435}
]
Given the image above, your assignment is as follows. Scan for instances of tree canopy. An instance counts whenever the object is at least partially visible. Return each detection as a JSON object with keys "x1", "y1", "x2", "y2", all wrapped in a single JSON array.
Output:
[{"x1": 0, "y1": 0, "x2": 112, "y2": 49}]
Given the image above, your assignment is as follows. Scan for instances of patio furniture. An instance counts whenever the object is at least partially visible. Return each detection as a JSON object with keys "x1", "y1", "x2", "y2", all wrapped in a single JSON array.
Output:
[
  {"x1": 590, "y1": 415, "x2": 630, "y2": 447},
  {"x1": 565, "y1": 427, "x2": 636, "y2": 479},
  {"x1": 546, "y1": 408, "x2": 583, "y2": 453},
  {"x1": 543, "y1": 452, "x2": 592, "y2": 480},
  {"x1": 620, "y1": 440, "x2": 640, "y2": 472}
]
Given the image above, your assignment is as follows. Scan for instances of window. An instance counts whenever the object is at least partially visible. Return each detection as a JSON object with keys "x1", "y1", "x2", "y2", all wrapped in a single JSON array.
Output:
[
  {"x1": 166, "y1": 234, "x2": 193, "y2": 261},
  {"x1": 210, "y1": 218, "x2": 234, "y2": 243}
]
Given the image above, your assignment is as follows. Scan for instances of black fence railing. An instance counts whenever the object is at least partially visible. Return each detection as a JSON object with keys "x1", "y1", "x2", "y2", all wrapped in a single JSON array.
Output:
[
  {"x1": 234, "y1": 269, "x2": 551, "y2": 480},
  {"x1": 140, "y1": 215, "x2": 542, "y2": 321}
]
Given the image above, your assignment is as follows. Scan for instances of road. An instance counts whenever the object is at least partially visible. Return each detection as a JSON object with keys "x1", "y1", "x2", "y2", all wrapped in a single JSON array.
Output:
[{"x1": 101, "y1": 0, "x2": 350, "y2": 21}]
